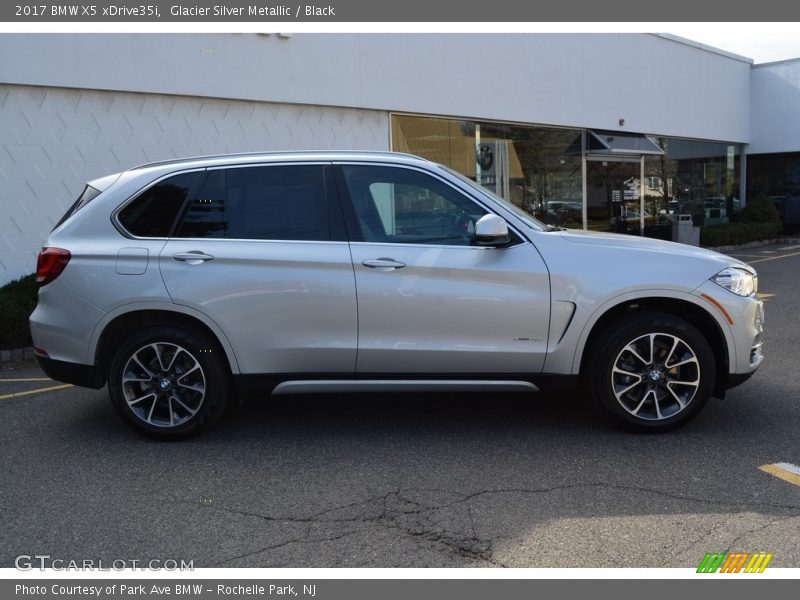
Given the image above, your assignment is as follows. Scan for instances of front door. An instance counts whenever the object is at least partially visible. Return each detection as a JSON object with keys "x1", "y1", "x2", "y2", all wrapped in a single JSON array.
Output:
[{"x1": 336, "y1": 163, "x2": 551, "y2": 374}]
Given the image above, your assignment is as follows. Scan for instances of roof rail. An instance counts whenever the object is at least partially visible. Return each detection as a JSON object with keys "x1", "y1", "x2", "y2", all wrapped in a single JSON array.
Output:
[{"x1": 131, "y1": 150, "x2": 424, "y2": 170}]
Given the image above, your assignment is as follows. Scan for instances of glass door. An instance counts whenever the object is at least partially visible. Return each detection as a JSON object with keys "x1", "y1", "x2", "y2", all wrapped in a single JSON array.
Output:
[{"x1": 585, "y1": 158, "x2": 645, "y2": 235}]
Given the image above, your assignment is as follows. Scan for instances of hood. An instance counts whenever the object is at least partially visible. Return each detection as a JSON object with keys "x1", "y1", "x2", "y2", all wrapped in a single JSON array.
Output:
[{"x1": 557, "y1": 228, "x2": 750, "y2": 270}]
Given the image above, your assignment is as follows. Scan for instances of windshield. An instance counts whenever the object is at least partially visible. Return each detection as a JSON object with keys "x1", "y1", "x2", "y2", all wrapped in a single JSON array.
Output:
[{"x1": 441, "y1": 166, "x2": 547, "y2": 232}]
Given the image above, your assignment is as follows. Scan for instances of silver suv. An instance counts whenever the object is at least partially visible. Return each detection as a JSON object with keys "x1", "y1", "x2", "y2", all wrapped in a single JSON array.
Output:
[{"x1": 30, "y1": 152, "x2": 764, "y2": 437}]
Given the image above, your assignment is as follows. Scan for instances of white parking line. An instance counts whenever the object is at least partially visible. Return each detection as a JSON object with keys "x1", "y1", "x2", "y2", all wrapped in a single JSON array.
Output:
[{"x1": 0, "y1": 377, "x2": 52, "y2": 382}]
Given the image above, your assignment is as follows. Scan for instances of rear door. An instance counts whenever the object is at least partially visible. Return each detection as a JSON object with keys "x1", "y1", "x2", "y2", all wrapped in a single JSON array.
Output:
[
  {"x1": 159, "y1": 163, "x2": 357, "y2": 375},
  {"x1": 336, "y1": 163, "x2": 551, "y2": 374}
]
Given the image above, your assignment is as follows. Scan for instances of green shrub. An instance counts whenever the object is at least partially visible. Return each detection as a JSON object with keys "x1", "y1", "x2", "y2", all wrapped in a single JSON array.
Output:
[
  {"x1": 700, "y1": 221, "x2": 782, "y2": 247},
  {"x1": 740, "y1": 192, "x2": 781, "y2": 224},
  {"x1": 0, "y1": 274, "x2": 38, "y2": 350}
]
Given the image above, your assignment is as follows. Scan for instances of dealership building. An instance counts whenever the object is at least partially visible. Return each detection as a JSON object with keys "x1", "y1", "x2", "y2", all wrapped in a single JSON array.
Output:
[{"x1": 1, "y1": 33, "x2": 799, "y2": 284}]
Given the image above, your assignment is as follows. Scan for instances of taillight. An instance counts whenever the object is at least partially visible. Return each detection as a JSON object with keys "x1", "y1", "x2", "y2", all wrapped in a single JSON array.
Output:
[{"x1": 36, "y1": 247, "x2": 71, "y2": 287}]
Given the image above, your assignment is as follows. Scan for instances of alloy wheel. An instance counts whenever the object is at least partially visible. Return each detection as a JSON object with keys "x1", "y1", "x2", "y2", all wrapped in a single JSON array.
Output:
[
  {"x1": 611, "y1": 332, "x2": 700, "y2": 421},
  {"x1": 120, "y1": 342, "x2": 206, "y2": 428}
]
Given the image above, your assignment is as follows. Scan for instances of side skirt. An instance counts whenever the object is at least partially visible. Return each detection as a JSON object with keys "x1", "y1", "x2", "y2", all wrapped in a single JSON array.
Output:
[{"x1": 233, "y1": 373, "x2": 580, "y2": 398}]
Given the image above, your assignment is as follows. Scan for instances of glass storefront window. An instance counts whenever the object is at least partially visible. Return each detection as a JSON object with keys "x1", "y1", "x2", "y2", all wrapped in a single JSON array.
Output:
[
  {"x1": 644, "y1": 138, "x2": 740, "y2": 233},
  {"x1": 392, "y1": 114, "x2": 742, "y2": 241},
  {"x1": 392, "y1": 114, "x2": 583, "y2": 229},
  {"x1": 748, "y1": 152, "x2": 800, "y2": 230}
]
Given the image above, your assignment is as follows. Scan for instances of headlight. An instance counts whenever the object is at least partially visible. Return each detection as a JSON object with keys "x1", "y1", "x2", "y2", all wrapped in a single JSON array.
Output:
[{"x1": 711, "y1": 267, "x2": 757, "y2": 297}]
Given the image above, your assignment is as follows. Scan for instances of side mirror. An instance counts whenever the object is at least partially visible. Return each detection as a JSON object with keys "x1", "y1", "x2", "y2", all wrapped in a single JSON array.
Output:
[{"x1": 473, "y1": 214, "x2": 510, "y2": 246}]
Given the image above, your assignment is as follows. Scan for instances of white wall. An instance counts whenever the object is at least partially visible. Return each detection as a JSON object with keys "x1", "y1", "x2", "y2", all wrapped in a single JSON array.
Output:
[
  {"x1": 750, "y1": 60, "x2": 800, "y2": 154},
  {"x1": 0, "y1": 33, "x2": 752, "y2": 143},
  {"x1": 0, "y1": 84, "x2": 388, "y2": 283}
]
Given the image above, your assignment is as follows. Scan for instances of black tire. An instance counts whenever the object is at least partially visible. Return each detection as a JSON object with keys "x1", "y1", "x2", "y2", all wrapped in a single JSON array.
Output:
[
  {"x1": 108, "y1": 325, "x2": 231, "y2": 439},
  {"x1": 587, "y1": 311, "x2": 716, "y2": 432}
]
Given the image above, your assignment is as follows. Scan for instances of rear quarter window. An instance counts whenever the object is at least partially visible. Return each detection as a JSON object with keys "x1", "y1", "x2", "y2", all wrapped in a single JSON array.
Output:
[
  {"x1": 52, "y1": 185, "x2": 102, "y2": 231},
  {"x1": 117, "y1": 172, "x2": 201, "y2": 238}
]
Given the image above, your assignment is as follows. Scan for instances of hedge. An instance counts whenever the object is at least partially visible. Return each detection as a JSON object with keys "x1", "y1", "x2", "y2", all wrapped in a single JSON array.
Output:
[
  {"x1": 0, "y1": 274, "x2": 37, "y2": 350},
  {"x1": 700, "y1": 221, "x2": 782, "y2": 247},
  {"x1": 740, "y1": 192, "x2": 781, "y2": 224}
]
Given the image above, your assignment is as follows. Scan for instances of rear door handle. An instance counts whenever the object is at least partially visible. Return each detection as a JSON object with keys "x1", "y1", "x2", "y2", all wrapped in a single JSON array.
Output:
[
  {"x1": 172, "y1": 251, "x2": 214, "y2": 264},
  {"x1": 362, "y1": 258, "x2": 406, "y2": 270}
]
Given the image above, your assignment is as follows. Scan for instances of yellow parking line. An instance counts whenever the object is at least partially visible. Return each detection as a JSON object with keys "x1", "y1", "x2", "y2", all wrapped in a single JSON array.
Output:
[
  {"x1": 759, "y1": 463, "x2": 800, "y2": 487},
  {"x1": 748, "y1": 251, "x2": 800, "y2": 264},
  {"x1": 0, "y1": 383, "x2": 73, "y2": 401},
  {"x1": 0, "y1": 377, "x2": 52, "y2": 382}
]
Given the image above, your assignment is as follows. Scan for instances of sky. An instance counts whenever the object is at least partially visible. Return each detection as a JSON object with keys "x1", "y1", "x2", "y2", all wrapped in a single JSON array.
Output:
[{"x1": 667, "y1": 27, "x2": 800, "y2": 63}]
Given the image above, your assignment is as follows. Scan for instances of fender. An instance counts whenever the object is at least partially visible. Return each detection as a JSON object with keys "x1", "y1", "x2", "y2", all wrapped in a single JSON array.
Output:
[
  {"x1": 558, "y1": 288, "x2": 736, "y2": 375},
  {"x1": 88, "y1": 301, "x2": 242, "y2": 374}
]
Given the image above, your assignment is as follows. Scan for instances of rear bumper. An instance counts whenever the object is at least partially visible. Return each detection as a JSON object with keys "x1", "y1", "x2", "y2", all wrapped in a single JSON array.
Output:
[{"x1": 35, "y1": 355, "x2": 105, "y2": 389}]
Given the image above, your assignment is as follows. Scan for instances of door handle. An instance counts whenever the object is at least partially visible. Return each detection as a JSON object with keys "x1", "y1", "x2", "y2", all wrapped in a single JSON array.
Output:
[
  {"x1": 172, "y1": 251, "x2": 214, "y2": 264},
  {"x1": 362, "y1": 258, "x2": 406, "y2": 270}
]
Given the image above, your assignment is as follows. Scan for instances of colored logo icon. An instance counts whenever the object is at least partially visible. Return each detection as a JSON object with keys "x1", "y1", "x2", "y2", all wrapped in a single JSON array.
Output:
[{"x1": 697, "y1": 552, "x2": 773, "y2": 573}]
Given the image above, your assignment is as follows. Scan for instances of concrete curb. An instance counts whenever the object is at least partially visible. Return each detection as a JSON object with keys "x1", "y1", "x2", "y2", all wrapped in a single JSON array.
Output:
[
  {"x1": 0, "y1": 347, "x2": 36, "y2": 364},
  {"x1": 704, "y1": 237, "x2": 800, "y2": 254}
]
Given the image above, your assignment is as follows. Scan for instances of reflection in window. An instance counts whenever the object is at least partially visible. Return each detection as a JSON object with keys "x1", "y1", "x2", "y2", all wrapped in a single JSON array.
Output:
[
  {"x1": 644, "y1": 139, "x2": 740, "y2": 232},
  {"x1": 392, "y1": 114, "x2": 742, "y2": 239},
  {"x1": 341, "y1": 165, "x2": 486, "y2": 245},
  {"x1": 392, "y1": 115, "x2": 583, "y2": 229},
  {"x1": 177, "y1": 165, "x2": 329, "y2": 241},
  {"x1": 747, "y1": 152, "x2": 800, "y2": 230},
  {"x1": 118, "y1": 172, "x2": 200, "y2": 237},
  {"x1": 585, "y1": 161, "x2": 643, "y2": 234}
]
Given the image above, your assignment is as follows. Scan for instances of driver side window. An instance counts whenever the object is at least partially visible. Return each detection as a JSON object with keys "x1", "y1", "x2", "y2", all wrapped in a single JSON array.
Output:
[{"x1": 340, "y1": 165, "x2": 486, "y2": 246}]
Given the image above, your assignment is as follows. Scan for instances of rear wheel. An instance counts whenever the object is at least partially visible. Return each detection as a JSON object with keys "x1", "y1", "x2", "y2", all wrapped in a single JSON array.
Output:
[
  {"x1": 588, "y1": 311, "x2": 716, "y2": 431},
  {"x1": 108, "y1": 326, "x2": 231, "y2": 439}
]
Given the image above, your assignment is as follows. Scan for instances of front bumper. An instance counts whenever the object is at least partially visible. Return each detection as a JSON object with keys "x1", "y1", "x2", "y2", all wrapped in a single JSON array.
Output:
[{"x1": 693, "y1": 280, "x2": 764, "y2": 380}]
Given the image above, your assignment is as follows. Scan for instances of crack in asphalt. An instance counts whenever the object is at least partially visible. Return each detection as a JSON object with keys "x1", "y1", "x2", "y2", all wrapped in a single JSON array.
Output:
[
  {"x1": 196, "y1": 482, "x2": 800, "y2": 567},
  {"x1": 207, "y1": 487, "x2": 499, "y2": 567},
  {"x1": 668, "y1": 520, "x2": 727, "y2": 559},
  {"x1": 724, "y1": 514, "x2": 798, "y2": 554}
]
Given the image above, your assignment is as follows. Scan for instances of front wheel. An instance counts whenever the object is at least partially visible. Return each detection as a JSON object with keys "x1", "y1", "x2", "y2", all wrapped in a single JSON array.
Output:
[
  {"x1": 589, "y1": 311, "x2": 716, "y2": 431},
  {"x1": 108, "y1": 326, "x2": 231, "y2": 439}
]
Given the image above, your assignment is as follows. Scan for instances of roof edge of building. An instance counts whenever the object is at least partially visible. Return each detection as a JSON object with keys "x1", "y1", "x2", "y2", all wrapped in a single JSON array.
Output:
[
  {"x1": 752, "y1": 56, "x2": 800, "y2": 68},
  {"x1": 651, "y1": 33, "x2": 754, "y2": 65}
]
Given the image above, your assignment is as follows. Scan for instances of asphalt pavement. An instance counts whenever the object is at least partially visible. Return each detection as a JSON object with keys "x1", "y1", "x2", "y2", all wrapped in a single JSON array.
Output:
[{"x1": 1, "y1": 242, "x2": 799, "y2": 568}]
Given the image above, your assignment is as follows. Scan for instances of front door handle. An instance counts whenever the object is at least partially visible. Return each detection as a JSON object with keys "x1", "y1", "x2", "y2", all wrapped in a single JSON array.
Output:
[
  {"x1": 173, "y1": 251, "x2": 214, "y2": 264},
  {"x1": 362, "y1": 258, "x2": 406, "y2": 271}
]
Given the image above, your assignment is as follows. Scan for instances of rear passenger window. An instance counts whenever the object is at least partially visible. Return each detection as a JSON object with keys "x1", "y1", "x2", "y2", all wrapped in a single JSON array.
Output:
[
  {"x1": 117, "y1": 172, "x2": 200, "y2": 238},
  {"x1": 176, "y1": 165, "x2": 330, "y2": 241}
]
